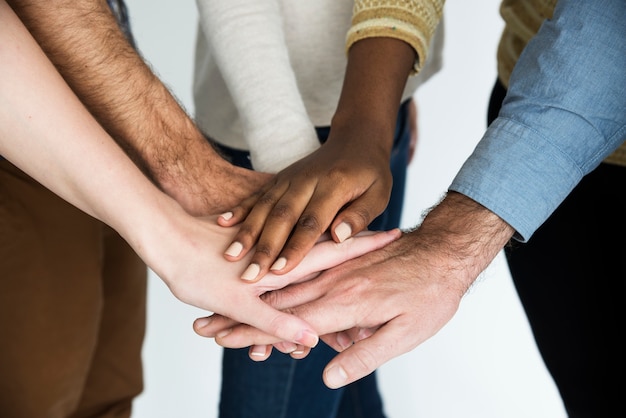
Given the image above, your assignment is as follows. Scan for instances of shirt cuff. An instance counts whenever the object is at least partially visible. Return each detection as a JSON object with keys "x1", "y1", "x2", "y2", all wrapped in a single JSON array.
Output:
[{"x1": 449, "y1": 117, "x2": 584, "y2": 242}]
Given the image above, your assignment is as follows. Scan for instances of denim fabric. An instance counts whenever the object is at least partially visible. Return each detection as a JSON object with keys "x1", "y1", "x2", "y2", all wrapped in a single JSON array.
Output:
[
  {"x1": 450, "y1": 0, "x2": 626, "y2": 241},
  {"x1": 216, "y1": 100, "x2": 411, "y2": 418}
]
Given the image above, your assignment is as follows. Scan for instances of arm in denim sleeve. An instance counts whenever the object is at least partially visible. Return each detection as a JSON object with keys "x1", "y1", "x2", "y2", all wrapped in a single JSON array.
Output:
[{"x1": 450, "y1": 0, "x2": 626, "y2": 241}]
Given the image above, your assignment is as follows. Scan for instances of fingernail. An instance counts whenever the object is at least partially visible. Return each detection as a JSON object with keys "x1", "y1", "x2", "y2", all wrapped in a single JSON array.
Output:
[
  {"x1": 216, "y1": 328, "x2": 232, "y2": 338},
  {"x1": 225, "y1": 241, "x2": 243, "y2": 257},
  {"x1": 241, "y1": 263, "x2": 260, "y2": 281},
  {"x1": 295, "y1": 329, "x2": 319, "y2": 348},
  {"x1": 250, "y1": 345, "x2": 267, "y2": 357},
  {"x1": 292, "y1": 345, "x2": 305, "y2": 355},
  {"x1": 335, "y1": 222, "x2": 352, "y2": 243},
  {"x1": 195, "y1": 317, "x2": 211, "y2": 329},
  {"x1": 357, "y1": 328, "x2": 373, "y2": 340},
  {"x1": 279, "y1": 342, "x2": 298, "y2": 353},
  {"x1": 336, "y1": 333, "x2": 353, "y2": 350},
  {"x1": 270, "y1": 257, "x2": 287, "y2": 271},
  {"x1": 220, "y1": 211, "x2": 233, "y2": 221},
  {"x1": 325, "y1": 365, "x2": 348, "y2": 388}
]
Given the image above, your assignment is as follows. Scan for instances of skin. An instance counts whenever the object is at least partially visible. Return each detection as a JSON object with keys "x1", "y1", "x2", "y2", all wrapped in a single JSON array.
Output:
[
  {"x1": 0, "y1": 0, "x2": 402, "y2": 347},
  {"x1": 217, "y1": 36, "x2": 417, "y2": 281},
  {"x1": 194, "y1": 0, "x2": 626, "y2": 393},
  {"x1": 7, "y1": 0, "x2": 270, "y2": 216},
  {"x1": 194, "y1": 192, "x2": 515, "y2": 387},
  {"x1": 10, "y1": 0, "x2": 417, "y2": 287}
]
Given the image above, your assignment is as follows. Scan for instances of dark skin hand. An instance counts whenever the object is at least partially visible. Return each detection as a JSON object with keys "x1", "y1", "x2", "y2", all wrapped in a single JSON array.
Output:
[{"x1": 218, "y1": 36, "x2": 416, "y2": 282}]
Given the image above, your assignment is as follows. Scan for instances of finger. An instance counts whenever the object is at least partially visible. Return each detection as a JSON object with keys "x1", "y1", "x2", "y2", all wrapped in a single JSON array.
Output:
[
  {"x1": 272, "y1": 341, "x2": 298, "y2": 354},
  {"x1": 193, "y1": 314, "x2": 239, "y2": 338},
  {"x1": 213, "y1": 281, "x2": 342, "y2": 348},
  {"x1": 290, "y1": 345, "x2": 311, "y2": 360},
  {"x1": 249, "y1": 344, "x2": 272, "y2": 361},
  {"x1": 320, "y1": 330, "x2": 354, "y2": 352},
  {"x1": 212, "y1": 293, "x2": 382, "y2": 349},
  {"x1": 322, "y1": 321, "x2": 416, "y2": 389},
  {"x1": 255, "y1": 229, "x2": 401, "y2": 291},
  {"x1": 217, "y1": 190, "x2": 265, "y2": 227},
  {"x1": 353, "y1": 327, "x2": 376, "y2": 342},
  {"x1": 242, "y1": 185, "x2": 317, "y2": 281},
  {"x1": 331, "y1": 190, "x2": 390, "y2": 242},
  {"x1": 320, "y1": 333, "x2": 345, "y2": 352},
  {"x1": 214, "y1": 277, "x2": 361, "y2": 349},
  {"x1": 273, "y1": 188, "x2": 358, "y2": 275},
  {"x1": 229, "y1": 297, "x2": 319, "y2": 348},
  {"x1": 222, "y1": 182, "x2": 290, "y2": 264},
  {"x1": 215, "y1": 323, "x2": 279, "y2": 348}
]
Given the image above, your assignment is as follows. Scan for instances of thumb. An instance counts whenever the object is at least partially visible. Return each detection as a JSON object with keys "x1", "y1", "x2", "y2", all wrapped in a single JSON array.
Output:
[{"x1": 322, "y1": 326, "x2": 400, "y2": 389}]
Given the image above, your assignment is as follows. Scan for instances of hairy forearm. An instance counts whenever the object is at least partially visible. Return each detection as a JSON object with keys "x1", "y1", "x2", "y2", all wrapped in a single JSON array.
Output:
[
  {"x1": 0, "y1": 1, "x2": 179, "y2": 238},
  {"x1": 7, "y1": 0, "x2": 238, "y2": 209},
  {"x1": 408, "y1": 191, "x2": 515, "y2": 294}
]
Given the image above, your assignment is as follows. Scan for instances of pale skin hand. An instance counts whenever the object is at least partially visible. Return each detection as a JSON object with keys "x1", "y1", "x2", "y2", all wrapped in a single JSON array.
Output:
[
  {"x1": 7, "y1": 0, "x2": 270, "y2": 216},
  {"x1": 143, "y1": 216, "x2": 403, "y2": 350},
  {"x1": 194, "y1": 192, "x2": 515, "y2": 388},
  {"x1": 0, "y1": 2, "x2": 401, "y2": 348},
  {"x1": 218, "y1": 37, "x2": 416, "y2": 282}
]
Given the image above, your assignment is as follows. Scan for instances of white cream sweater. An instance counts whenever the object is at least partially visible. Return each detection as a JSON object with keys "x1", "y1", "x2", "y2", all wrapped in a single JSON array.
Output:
[{"x1": 193, "y1": 0, "x2": 444, "y2": 172}]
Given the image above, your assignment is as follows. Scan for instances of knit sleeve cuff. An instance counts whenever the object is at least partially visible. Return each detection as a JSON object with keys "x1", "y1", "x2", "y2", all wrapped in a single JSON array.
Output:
[{"x1": 346, "y1": 0, "x2": 444, "y2": 74}]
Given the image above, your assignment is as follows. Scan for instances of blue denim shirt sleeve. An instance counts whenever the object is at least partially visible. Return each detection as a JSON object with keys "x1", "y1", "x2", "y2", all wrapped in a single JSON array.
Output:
[{"x1": 449, "y1": 0, "x2": 626, "y2": 242}]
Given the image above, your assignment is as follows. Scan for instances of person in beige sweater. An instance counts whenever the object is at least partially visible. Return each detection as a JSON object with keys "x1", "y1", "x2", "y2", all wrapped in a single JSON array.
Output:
[{"x1": 193, "y1": 0, "x2": 443, "y2": 416}]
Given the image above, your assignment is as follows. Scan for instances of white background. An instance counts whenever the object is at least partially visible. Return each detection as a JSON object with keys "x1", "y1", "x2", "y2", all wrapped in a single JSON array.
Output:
[{"x1": 127, "y1": 1, "x2": 567, "y2": 417}]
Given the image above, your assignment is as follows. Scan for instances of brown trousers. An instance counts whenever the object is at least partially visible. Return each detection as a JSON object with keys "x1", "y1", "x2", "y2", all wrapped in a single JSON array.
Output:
[{"x1": 0, "y1": 160, "x2": 147, "y2": 418}]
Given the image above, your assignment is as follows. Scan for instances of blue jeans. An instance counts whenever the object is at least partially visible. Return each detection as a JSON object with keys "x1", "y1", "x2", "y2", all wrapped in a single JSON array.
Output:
[{"x1": 215, "y1": 100, "x2": 411, "y2": 418}]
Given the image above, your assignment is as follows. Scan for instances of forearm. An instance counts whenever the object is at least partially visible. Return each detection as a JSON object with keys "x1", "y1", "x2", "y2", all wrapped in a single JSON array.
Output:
[
  {"x1": 330, "y1": 36, "x2": 416, "y2": 154},
  {"x1": 7, "y1": 0, "x2": 235, "y2": 209},
  {"x1": 0, "y1": 1, "x2": 179, "y2": 242},
  {"x1": 409, "y1": 191, "x2": 515, "y2": 293}
]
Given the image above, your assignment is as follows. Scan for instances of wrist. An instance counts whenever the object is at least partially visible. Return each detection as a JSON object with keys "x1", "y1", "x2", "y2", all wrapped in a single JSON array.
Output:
[
  {"x1": 247, "y1": 114, "x2": 320, "y2": 172},
  {"x1": 410, "y1": 192, "x2": 514, "y2": 293}
]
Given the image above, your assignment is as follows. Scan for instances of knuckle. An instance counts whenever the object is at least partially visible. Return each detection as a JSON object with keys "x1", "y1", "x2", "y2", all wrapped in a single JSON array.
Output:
[
  {"x1": 236, "y1": 223, "x2": 259, "y2": 241},
  {"x1": 268, "y1": 203, "x2": 297, "y2": 223},
  {"x1": 350, "y1": 207, "x2": 374, "y2": 229},
  {"x1": 254, "y1": 242, "x2": 277, "y2": 259},
  {"x1": 261, "y1": 291, "x2": 279, "y2": 307},
  {"x1": 351, "y1": 347, "x2": 379, "y2": 374},
  {"x1": 324, "y1": 166, "x2": 349, "y2": 182},
  {"x1": 267, "y1": 313, "x2": 292, "y2": 337},
  {"x1": 257, "y1": 191, "x2": 279, "y2": 207},
  {"x1": 297, "y1": 213, "x2": 323, "y2": 234}
]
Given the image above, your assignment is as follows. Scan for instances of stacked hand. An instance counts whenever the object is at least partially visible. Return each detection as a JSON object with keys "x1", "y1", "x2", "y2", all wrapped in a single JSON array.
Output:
[
  {"x1": 194, "y1": 193, "x2": 514, "y2": 388},
  {"x1": 145, "y1": 210, "x2": 402, "y2": 350},
  {"x1": 218, "y1": 127, "x2": 394, "y2": 282}
]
